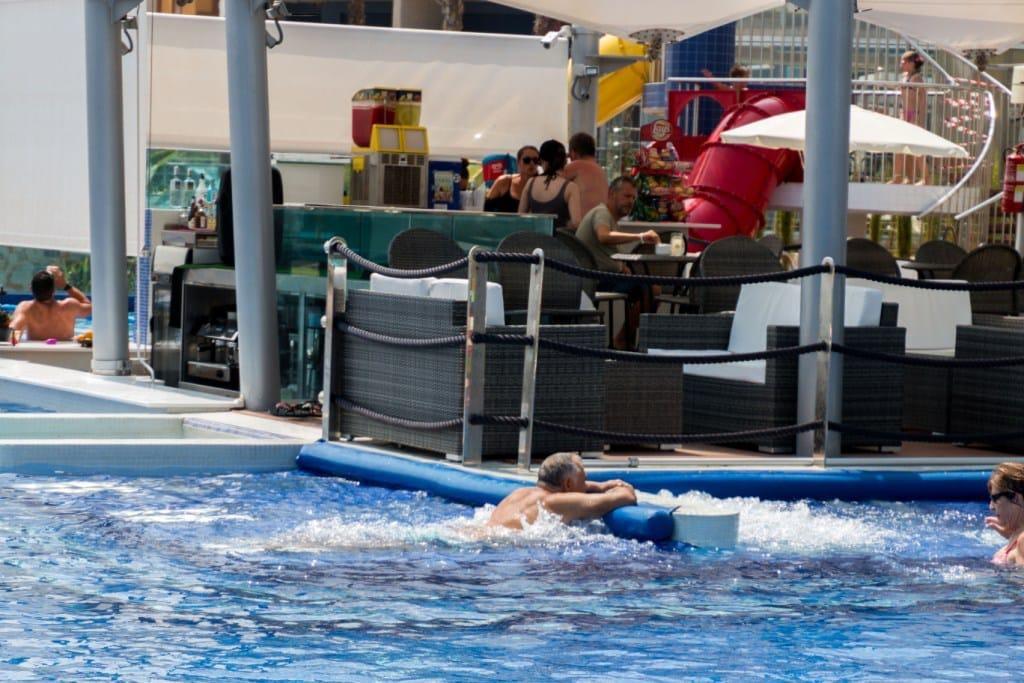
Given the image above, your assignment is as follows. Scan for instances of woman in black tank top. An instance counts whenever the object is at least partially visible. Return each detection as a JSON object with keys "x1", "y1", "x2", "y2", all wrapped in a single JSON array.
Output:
[
  {"x1": 484, "y1": 145, "x2": 539, "y2": 213},
  {"x1": 518, "y1": 139, "x2": 583, "y2": 229}
]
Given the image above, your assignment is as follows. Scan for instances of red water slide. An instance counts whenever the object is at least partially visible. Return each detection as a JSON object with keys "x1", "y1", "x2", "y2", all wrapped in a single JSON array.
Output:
[{"x1": 681, "y1": 92, "x2": 804, "y2": 247}]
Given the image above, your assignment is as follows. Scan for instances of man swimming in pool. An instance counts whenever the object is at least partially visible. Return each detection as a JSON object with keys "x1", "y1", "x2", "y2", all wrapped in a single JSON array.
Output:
[{"x1": 487, "y1": 453, "x2": 637, "y2": 529}]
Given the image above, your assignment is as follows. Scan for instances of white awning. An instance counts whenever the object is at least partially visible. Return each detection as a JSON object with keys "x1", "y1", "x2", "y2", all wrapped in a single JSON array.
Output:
[
  {"x1": 149, "y1": 15, "x2": 569, "y2": 157},
  {"x1": 492, "y1": 0, "x2": 1024, "y2": 52},
  {"x1": 485, "y1": 0, "x2": 783, "y2": 41},
  {"x1": 857, "y1": 1, "x2": 1024, "y2": 53}
]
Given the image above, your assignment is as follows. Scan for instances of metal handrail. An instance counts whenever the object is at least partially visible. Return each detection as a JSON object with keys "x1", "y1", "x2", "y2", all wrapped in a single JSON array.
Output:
[{"x1": 917, "y1": 88, "x2": 996, "y2": 218}]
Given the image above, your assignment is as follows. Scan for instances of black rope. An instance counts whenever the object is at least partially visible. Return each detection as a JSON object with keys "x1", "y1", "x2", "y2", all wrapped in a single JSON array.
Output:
[
  {"x1": 469, "y1": 415, "x2": 530, "y2": 428},
  {"x1": 472, "y1": 332, "x2": 534, "y2": 346},
  {"x1": 832, "y1": 343, "x2": 1024, "y2": 369},
  {"x1": 535, "y1": 339, "x2": 826, "y2": 364},
  {"x1": 475, "y1": 250, "x2": 828, "y2": 287},
  {"x1": 336, "y1": 320, "x2": 466, "y2": 348},
  {"x1": 337, "y1": 398, "x2": 463, "y2": 431},
  {"x1": 332, "y1": 243, "x2": 469, "y2": 278},
  {"x1": 836, "y1": 264, "x2": 1024, "y2": 292},
  {"x1": 532, "y1": 419, "x2": 823, "y2": 444},
  {"x1": 829, "y1": 421, "x2": 1024, "y2": 444}
]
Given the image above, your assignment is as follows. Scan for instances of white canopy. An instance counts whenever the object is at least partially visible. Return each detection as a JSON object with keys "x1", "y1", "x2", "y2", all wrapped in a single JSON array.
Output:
[
  {"x1": 492, "y1": 0, "x2": 1024, "y2": 52},
  {"x1": 720, "y1": 104, "x2": 969, "y2": 158},
  {"x1": 857, "y1": 1, "x2": 1024, "y2": 54}
]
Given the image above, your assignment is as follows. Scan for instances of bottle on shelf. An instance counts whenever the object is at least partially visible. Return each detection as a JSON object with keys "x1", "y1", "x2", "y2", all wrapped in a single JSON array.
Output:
[
  {"x1": 196, "y1": 173, "x2": 208, "y2": 205},
  {"x1": 168, "y1": 165, "x2": 183, "y2": 208},
  {"x1": 183, "y1": 169, "x2": 196, "y2": 205}
]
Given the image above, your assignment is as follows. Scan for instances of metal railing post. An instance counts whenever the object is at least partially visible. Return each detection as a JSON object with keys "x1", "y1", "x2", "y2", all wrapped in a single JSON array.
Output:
[
  {"x1": 321, "y1": 238, "x2": 348, "y2": 442},
  {"x1": 516, "y1": 249, "x2": 545, "y2": 472},
  {"x1": 814, "y1": 257, "x2": 839, "y2": 465},
  {"x1": 460, "y1": 247, "x2": 489, "y2": 465}
]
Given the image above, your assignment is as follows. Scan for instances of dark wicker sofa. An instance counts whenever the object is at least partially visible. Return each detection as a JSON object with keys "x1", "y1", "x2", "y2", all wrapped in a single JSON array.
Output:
[
  {"x1": 330, "y1": 289, "x2": 606, "y2": 458},
  {"x1": 637, "y1": 306, "x2": 906, "y2": 453}
]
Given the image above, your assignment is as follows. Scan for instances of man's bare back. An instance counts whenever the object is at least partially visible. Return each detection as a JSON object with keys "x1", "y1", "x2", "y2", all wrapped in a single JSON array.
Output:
[
  {"x1": 564, "y1": 158, "x2": 608, "y2": 218},
  {"x1": 487, "y1": 453, "x2": 637, "y2": 530},
  {"x1": 11, "y1": 300, "x2": 84, "y2": 341}
]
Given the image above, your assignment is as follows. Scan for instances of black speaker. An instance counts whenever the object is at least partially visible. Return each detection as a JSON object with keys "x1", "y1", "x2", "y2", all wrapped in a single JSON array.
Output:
[{"x1": 216, "y1": 167, "x2": 284, "y2": 268}]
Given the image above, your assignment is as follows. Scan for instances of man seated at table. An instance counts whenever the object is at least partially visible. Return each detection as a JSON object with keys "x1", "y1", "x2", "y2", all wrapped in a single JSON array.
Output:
[
  {"x1": 8, "y1": 266, "x2": 91, "y2": 345},
  {"x1": 575, "y1": 176, "x2": 660, "y2": 349},
  {"x1": 487, "y1": 453, "x2": 637, "y2": 530}
]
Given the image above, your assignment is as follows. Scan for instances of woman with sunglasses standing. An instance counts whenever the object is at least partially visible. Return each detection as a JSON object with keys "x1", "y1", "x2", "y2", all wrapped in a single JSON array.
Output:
[
  {"x1": 518, "y1": 139, "x2": 583, "y2": 230},
  {"x1": 986, "y1": 462, "x2": 1024, "y2": 566},
  {"x1": 484, "y1": 146, "x2": 540, "y2": 213}
]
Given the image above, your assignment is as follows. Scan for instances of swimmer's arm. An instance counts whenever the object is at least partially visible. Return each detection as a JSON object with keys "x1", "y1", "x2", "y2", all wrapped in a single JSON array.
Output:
[
  {"x1": 544, "y1": 487, "x2": 638, "y2": 523},
  {"x1": 585, "y1": 479, "x2": 634, "y2": 494},
  {"x1": 7, "y1": 303, "x2": 26, "y2": 345}
]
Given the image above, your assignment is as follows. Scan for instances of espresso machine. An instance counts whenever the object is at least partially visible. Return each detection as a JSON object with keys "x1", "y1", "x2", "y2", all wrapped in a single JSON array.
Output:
[{"x1": 185, "y1": 307, "x2": 240, "y2": 390}]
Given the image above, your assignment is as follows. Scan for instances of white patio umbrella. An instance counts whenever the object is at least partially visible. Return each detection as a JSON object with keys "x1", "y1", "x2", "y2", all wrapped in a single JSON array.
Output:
[{"x1": 719, "y1": 105, "x2": 969, "y2": 158}]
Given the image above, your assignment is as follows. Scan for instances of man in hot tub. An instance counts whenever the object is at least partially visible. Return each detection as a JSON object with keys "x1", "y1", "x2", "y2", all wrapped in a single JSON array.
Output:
[
  {"x1": 8, "y1": 266, "x2": 91, "y2": 345},
  {"x1": 487, "y1": 453, "x2": 637, "y2": 530}
]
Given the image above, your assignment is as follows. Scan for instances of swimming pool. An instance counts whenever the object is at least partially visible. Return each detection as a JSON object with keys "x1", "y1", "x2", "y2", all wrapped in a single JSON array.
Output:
[
  {"x1": 0, "y1": 400, "x2": 53, "y2": 413},
  {"x1": 1, "y1": 472, "x2": 1020, "y2": 680}
]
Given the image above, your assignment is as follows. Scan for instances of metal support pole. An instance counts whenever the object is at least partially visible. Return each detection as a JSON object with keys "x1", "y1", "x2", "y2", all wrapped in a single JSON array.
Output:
[
  {"x1": 225, "y1": 0, "x2": 281, "y2": 410},
  {"x1": 1015, "y1": 214, "x2": 1024, "y2": 255},
  {"x1": 796, "y1": 0, "x2": 853, "y2": 458},
  {"x1": 568, "y1": 26, "x2": 602, "y2": 139},
  {"x1": 814, "y1": 258, "x2": 839, "y2": 464},
  {"x1": 459, "y1": 247, "x2": 488, "y2": 465},
  {"x1": 83, "y1": 0, "x2": 141, "y2": 376},
  {"x1": 321, "y1": 238, "x2": 348, "y2": 442},
  {"x1": 516, "y1": 249, "x2": 545, "y2": 472}
]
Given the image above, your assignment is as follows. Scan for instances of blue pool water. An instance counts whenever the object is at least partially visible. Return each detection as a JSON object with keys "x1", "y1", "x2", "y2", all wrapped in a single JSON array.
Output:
[
  {"x1": 1, "y1": 472, "x2": 1021, "y2": 680},
  {"x1": 0, "y1": 401, "x2": 52, "y2": 413}
]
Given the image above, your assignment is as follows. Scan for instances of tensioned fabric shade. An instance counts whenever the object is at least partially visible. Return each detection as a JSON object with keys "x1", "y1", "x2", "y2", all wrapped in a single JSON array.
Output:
[
  {"x1": 149, "y1": 15, "x2": 569, "y2": 157},
  {"x1": 492, "y1": 0, "x2": 1024, "y2": 52}
]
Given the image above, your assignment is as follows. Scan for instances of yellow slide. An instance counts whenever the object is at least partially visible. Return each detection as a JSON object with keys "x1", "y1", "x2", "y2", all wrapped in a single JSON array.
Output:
[{"x1": 597, "y1": 36, "x2": 650, "y2": 126}]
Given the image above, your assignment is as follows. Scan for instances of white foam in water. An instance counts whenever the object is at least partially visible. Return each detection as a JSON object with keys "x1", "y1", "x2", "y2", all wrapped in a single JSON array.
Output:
[
  {"x1": 644, "y1": 490, "x2": 901, "y2": 554},
  {"x1": 6, "y1": 480, "x2": 140, "y2": 496},
  {"x1": 229, "y1": 505, "x2": 617, "y2": 554}
]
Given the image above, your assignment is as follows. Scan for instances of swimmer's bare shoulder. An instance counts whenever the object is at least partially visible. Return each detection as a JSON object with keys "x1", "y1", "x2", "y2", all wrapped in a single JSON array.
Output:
[{"x1": 487, "y1": 487, "x2": 548, "y2": 529}]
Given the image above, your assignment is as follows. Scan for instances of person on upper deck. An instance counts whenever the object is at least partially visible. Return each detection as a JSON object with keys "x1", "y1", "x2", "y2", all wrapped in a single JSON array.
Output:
[
  {"x1": 564, "y1": 132, "x2": 609, "y2": 217},
  {"x1": 701, "y1": 64, "x2": 751, "y2": 103},
  {"x1": 487, "y1": 453, "x2": 637, "y2": 530},
  {"x1": 987, "y1": 462, "x2": 1024, "y2": 567},
  {"x1": 892, "y1": 50, "x2": 928, "y2": 185},
  {"x1": 8, "y1": 266, "x2": 91, "y2": 345},
  {"x1": 518, "y1": 139, "x2": 583, "y2": 230},
  {"x1": 485, "y1": 145, "x2": 540, "y2": 213}
]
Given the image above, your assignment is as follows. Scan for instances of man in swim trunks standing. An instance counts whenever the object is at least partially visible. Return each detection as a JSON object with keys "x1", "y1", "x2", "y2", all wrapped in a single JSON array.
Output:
[{"x1": 487, "y1": 453, "x2": 637, "y2": 529}]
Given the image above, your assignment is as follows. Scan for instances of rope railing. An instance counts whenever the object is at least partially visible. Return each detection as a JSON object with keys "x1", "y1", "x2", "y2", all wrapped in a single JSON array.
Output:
[
  {"x1": 835, "y1": 264, "x2": 1024, "y2": 292},
  {"x1": 832, "y1": 343, "x2": 1024, "y2": 369},
  {"x1": 335, "y1": 320, "x2": 466, "y2": 348}
]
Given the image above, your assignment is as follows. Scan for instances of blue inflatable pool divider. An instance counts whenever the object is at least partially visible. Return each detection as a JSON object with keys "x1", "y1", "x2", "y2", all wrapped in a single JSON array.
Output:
[
  {"x1": 586, "y1": 468, "x2": 991, "y2": 502},
  {"x1": 297, "y1": 441, "x2": 676, "y2": 542}
]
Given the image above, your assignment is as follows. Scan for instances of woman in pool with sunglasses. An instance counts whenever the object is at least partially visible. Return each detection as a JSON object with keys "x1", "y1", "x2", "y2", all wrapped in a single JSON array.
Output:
[
  {"x1": 484, "y1": 145, "x2": 541, "y2": 213},
  {"x1": 986, "y1": 462, "x2": 1024, "y2": 566}
]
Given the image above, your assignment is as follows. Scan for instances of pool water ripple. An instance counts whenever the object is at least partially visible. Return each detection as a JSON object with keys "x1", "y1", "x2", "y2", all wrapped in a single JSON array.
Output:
[{"x1": 1, "y1": 471, "x2": 1023, "y2": 680}]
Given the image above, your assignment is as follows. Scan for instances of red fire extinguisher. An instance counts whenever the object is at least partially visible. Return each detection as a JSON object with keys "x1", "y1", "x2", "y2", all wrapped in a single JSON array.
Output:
[{"x1": 1002, "y1": 144, "x2": 1024, "y2": 213}]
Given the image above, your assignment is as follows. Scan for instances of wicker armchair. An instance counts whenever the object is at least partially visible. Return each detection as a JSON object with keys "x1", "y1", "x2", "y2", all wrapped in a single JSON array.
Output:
[
  {"x1": 757, "y1": 233, "x2": 784, "y2": 260},
  {"x1": 333, "y1": 289, "x2": 605, "y2": 458},
  {"x1": 388, "y1": 228, "x2": 467, "y2": 277},
  {"x1": 496, "y1": 232, "x2": 603, "y2": 324},
  {"x1": 555, "y1": 229, "x2": 627, "y2": 345},
  {"x1": 691, "y1": 236, "x2": 784, "y2": 313},
  {"x1": 847, "y1": 238, "x2": 901, "y2": 278},
  {"x1": 950, "y1": 322, "x2": 1024, "y2": 452},
  {"x1": 637, "y1": 297, "x2": 905, "y2": 453},
  {"x1": 951, "y1": 244, "x2": 1021, "y2": 316},
  {"x1": 914, "y1": 240, "x2": 966, "y2": 268}
]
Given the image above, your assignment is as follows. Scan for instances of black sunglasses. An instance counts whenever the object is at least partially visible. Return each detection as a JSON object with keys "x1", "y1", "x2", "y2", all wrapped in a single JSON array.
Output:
[
  {"x1": 520, "y1": 156, "x2": 540, "y2": 164},
  {"x1": 990, "y1": 490, "x2": 1016, "y2": 503}
]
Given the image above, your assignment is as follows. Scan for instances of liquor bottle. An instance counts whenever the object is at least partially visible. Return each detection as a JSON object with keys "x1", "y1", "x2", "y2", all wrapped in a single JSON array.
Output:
[
  {"x1": 184, "y1": 169, "x2": 196, "y2": 204},
  {"x1": 196, "y1": 173, "x2": 208, "y2": 205},
  {"x1": 168, "y1": 165, "x2": 183, "y2": 208}
]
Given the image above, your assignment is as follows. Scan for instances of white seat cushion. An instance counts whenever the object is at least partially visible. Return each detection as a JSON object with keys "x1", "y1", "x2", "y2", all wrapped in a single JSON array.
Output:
[
  {"x1": 844, "y1": 285, "x2": 883, "y2": 326},
  {"x1": 369, "y1": 273, "x2": 436, "y2": 298},
  {"x1": 429, "y1": 278, "x2": 505, "y2": 327},
  {"x1": 647, "y1": 348, "x2": 767, "y2": 384},
  {"x1": 848, "y1": 278, "x2": 970, "y2": 352},
  {"x1": 728, "y1": 282, "x2": 802, "y2": 354}
]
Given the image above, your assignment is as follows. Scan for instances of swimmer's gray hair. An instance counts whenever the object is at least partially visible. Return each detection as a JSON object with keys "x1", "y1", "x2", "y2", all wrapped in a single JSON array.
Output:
[{"x1": 537, "y1": 453, "x2": 581, "y2": 488}]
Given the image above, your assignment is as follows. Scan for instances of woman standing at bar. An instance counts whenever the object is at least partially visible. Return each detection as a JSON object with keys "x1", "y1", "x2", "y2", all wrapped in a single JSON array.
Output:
[{"x1": 518, "y1": 139, "x2": 582, "y2": 230}]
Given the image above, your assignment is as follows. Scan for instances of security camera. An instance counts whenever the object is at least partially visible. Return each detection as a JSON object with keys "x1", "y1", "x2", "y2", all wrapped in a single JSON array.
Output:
[{"x1": 540, "y1": 25, "x2": 572, "y2": 49}]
